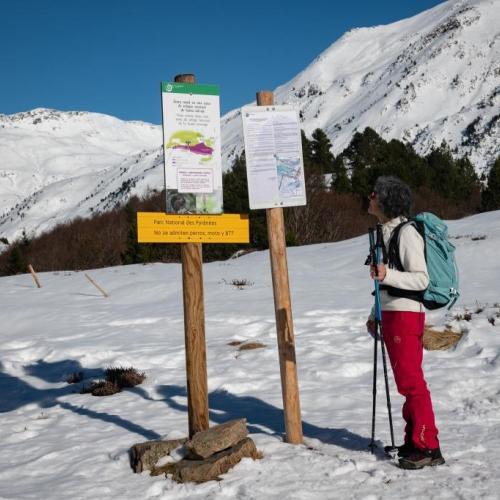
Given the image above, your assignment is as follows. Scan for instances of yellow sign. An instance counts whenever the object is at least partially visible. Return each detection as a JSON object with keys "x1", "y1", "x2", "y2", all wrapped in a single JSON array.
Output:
[{"x1": 137, "y1": 212, "x2": 249, "y2": 243}]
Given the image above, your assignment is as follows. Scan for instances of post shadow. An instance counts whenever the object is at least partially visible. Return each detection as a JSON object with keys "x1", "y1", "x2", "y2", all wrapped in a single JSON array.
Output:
[
  {"x1": 0, "y1": 361, "x2": 159, "y2": 440},
  {"x1": 154, "y1": 384, "x2": 370, "y2": 452}
]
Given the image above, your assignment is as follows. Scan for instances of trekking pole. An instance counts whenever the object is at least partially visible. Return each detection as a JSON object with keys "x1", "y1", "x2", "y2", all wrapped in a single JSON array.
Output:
[
  {"x1": 375, "y1": 224, "x2": 396, "y2": 451},
  {"x1": 368, "y1": 228, "x2": 378, "y2": 454}
]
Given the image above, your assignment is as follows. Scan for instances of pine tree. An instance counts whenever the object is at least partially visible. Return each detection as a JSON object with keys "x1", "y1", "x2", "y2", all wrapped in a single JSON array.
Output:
[
  {"x1": 4, "y1": 246, "x2": 26, "y2": 275},
  {"x1": 222, "y1": 152, "x2": 268, "y2": 248},
  {"x1": 331, "y1": 156, "x2": 351, "y2": 193},
  {"x1": 2, "y1": 230, "x2": 30, "y2": 275},
  {"x1": 300, "y1": 130, "x2": 314, "y2": 172},
  {"x1": 310, "y1": 128, "x2": 334, "y2": 175},
  {"x1": 122, "y1": 201, "x2": 143, "y2": 264},
  {"x1": 481, "y1": 157, "x2": 500, "y2": 211}
]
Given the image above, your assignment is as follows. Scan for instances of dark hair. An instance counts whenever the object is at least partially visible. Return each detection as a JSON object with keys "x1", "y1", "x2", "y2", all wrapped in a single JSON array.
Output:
[{"x1": 373, "y1": 176, "x2": 412, "y2": 218}]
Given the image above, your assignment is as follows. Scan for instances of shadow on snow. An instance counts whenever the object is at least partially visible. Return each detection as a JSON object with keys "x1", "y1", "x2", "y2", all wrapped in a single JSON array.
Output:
[{"x1": 1, "y1": 361, "x2": 371, "y2": 452}]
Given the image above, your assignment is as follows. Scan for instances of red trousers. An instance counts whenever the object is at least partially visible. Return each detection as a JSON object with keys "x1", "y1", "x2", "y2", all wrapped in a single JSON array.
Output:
[{"x1": 381, "y1": 311, "x2": 439, "y2": 450}]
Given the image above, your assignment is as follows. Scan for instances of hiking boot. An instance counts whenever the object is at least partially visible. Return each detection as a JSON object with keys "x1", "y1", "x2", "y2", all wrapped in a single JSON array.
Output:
[
  {"x1": 398, "y1": 448, "x2": 445, "y2": 470},
  {"x1": 384, "y1": 442, "x2": 415, "y2": 458}
]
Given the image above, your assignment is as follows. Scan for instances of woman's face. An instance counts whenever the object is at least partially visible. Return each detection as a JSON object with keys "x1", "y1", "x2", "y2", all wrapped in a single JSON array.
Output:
[{"x1": 367, "y1": 191, "x2": 387, "y2": 221}]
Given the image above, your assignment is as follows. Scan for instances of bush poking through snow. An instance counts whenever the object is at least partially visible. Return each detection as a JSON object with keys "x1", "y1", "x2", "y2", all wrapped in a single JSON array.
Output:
[
  {"x1": 81, "y1": 366, "x2": 146, "y2": 396},
  {"x1": 454, "y1": 311, "x2": 473, "y2": 321},
  {"x1": 83, "y1": 380, "x2": 121, "y2": 396},
  {"x1": 105, "y1": 366, "x2": 146, "y2": 388},
  {"x1": 230, "y1": 279, "x2": 254, "y2": 290}
]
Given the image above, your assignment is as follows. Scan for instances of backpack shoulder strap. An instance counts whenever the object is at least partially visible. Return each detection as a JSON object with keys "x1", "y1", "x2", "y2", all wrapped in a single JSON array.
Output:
[{"x1": 387, "y1": 219, "x2": 421, "y2": 270}]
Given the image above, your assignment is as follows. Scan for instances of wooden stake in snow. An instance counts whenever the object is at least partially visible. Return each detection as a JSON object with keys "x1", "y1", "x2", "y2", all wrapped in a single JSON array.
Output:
[
  {"x1": 28, "y1": 264, "x2": 42, "y2": 288},
  {"x1": 84, "y1": 273, "x2": 109, "y2": 298},
  {"x1": 175, "y1": 73, "x2": 209, "y2": 438},
  {"x1": 256, "y1": 91, "x2": 303, "y2": 445}
]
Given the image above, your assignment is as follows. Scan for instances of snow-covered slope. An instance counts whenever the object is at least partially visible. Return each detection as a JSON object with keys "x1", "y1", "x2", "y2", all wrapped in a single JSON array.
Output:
[
  {"x1": 1, "y1": 210, "x2": 500, "y2": 499},
  {"x1": 0, "y1": 109, "x2": 163, "y2": 241},
  {"x1": 1, "y1": 0, "x2": 499, "y2": 243},
  {"x1": 222, "y1": 0, "x2": 500, "y2": 172}
]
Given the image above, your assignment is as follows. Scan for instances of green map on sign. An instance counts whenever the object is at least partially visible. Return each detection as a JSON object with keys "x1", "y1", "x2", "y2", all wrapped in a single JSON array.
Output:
[{"x1": 166, "y1": 130, "x2": 214, "y2": 162}]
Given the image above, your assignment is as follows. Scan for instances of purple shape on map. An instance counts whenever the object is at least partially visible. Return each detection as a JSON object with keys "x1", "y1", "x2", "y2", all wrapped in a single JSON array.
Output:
[{"x1": 173, "y1": 143, "x2": 213, "y2": 155}]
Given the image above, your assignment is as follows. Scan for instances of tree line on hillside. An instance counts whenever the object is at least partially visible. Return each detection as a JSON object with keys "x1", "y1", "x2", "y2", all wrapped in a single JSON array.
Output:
[{"x1": 1, "y1": 127, "x2": 499, "y2": 276}]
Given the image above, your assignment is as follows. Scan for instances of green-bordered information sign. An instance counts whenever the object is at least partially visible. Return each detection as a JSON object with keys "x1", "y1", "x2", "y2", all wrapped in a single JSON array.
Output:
[{"x1": 161, "y1": 82, "x2": 223, "y2": 214}]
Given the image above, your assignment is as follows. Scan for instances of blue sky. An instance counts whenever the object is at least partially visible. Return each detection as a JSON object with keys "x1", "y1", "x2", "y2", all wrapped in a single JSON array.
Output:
[{"x1": 1, "y1": 0, "x2": 445, "y2": 124}]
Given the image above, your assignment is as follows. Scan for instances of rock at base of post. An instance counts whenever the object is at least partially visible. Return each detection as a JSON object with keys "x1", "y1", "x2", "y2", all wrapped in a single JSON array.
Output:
[
  {"x1": 129, "y1": 438, "x2": 187, "y2": 473},
  {"x1": 156, "y1": 437, "x2": 260, "y2": 483},
  {"x1": 186, "y1": 418, "x2": 248, "y2": 459}
]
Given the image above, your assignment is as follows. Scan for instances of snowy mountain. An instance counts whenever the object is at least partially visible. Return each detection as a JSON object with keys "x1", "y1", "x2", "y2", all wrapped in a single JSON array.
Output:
[
  {"x1": 222, "y1": 0, "x2": 500, "y2": 173},
  {"x1": 0, "y1": 108, "x2": 163, "y2": 242},
  {"x1": 1, "y1": 0, "x2": 499, "y2": 243},
  {"x1": 1, "y1": 210, "x2": 500, "y2": 498}
]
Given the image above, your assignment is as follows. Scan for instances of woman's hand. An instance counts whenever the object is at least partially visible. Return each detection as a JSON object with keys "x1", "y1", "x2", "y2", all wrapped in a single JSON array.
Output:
[
  {"x1": 366, "y1": 319, "x2": 380, "y2": 340},
  {"x1": 370, "y1": 263, "x2": 386, "y2": 281}
]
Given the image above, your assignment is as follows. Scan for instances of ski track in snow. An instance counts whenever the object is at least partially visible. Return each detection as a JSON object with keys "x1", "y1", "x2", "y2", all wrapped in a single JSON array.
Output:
[{"x1": 1, "y1": 211, "x2": 500, "y2": 499}]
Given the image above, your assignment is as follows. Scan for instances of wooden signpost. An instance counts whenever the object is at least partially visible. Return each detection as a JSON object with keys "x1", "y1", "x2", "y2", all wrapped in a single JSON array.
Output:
[
  {"x1": 146, "y1": 74, "x2": 302, "y2": 445},
  {"x1": 176, "y1": 73, "x2": 208, "y2": 438},
  {"x1": 255, "y1": 91, "x2": 304, "y2": 444},
  {"x1": 155, "y1": 74, "x2": 249, "y2": 438}
]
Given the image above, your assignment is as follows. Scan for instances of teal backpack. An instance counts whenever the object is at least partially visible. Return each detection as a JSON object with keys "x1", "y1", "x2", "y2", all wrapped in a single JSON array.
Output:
[{"x1": 381, "y1": 212, "x2": 460, "y2": 310}]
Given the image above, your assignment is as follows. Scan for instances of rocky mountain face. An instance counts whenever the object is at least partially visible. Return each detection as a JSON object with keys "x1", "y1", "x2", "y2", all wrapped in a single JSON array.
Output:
[
  {"x1": 0, "y1": 0, "x2": 498, "y2": 244},
  {"x1": 222, "y1": 0, "x2": 499, "y2": 174}
]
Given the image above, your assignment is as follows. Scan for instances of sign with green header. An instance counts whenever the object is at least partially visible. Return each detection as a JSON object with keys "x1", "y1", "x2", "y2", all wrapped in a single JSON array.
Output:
[{"x1": 161, "y1": 81, "x2": 223, "y2": 214}]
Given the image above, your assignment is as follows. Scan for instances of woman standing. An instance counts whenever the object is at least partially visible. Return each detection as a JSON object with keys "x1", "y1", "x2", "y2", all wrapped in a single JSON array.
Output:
[{"x1": 366, "y1": 176, "x2": 445, "y2": 470}]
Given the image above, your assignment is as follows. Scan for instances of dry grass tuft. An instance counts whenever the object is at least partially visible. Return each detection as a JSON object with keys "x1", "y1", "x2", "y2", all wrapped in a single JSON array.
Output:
[
  {"x1": 105, "y1": 366, "x2": 146, "y2": 388},
  {"x1": 82, "y1": 380, "x2": 121, "y2": 396},
  {"x1": 230, "y1": 279, "x2": 254, "y2": 290},
  {"x1": 423, "y1": 325, "x2": 463, "y2": 351},
  {"x1": 227, "y1": 340, "x2": 244, "y2": 347},
  {"x1": 238, "y1": 342, "x2": 267, "y2": 351},
  {"x1": 81, "y1": 366, "x2": 145, "y2": 397}
]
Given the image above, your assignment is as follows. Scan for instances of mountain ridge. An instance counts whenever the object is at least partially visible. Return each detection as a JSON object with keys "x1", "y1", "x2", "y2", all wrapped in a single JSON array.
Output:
[
  {"x1": 1, "y1": 0, "x2": 498, "y2": 243},
  {"x1": 221, "y1": 0, "x2": 499, "y2": 172}
]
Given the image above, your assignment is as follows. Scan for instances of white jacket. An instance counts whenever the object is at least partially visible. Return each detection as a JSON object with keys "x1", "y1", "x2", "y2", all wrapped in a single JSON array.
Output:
[{"x1": 374, "y1": 216, "x2": 429, "y2": 314}]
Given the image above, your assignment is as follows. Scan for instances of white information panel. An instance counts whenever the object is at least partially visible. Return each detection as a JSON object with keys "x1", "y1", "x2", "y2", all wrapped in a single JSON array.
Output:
[
  {"x1": 161, "y1": 81, "x2": 223, "y2": 214},
  {"x1": 241, "y1": 105, "x2": 306, "y2": 210}
]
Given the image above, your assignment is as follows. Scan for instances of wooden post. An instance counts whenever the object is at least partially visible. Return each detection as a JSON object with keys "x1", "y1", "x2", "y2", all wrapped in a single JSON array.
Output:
[
  {"x1": 175, "y1": 73, "x2": 209, "y2": 438},
  {"x1": 84, "y1": 273, "x2": 109, "y2": 298},
  {"x1": 257, "y1": 91, "x2": 303, "y2": 444},
  {"x1": 28, "y1": 264, "x2": 42, "y2": 288}
]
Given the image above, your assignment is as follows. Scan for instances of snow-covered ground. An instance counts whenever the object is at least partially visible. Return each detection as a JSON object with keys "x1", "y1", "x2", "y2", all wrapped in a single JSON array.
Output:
[{"x1": 1, "y1": 210, "x2": 500, "y2": 499}]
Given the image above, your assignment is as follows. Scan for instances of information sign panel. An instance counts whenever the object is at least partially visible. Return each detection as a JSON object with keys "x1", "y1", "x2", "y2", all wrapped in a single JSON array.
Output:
[
  {"x1": 137, "y1": 212, "x2": 249, "y2": 243},
  {"x1": 161, "y1": 82, "x2": 223, "y2": 214},
  {"x1": 241, "y1": 105, "x2": 306, "y2": 209}
]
